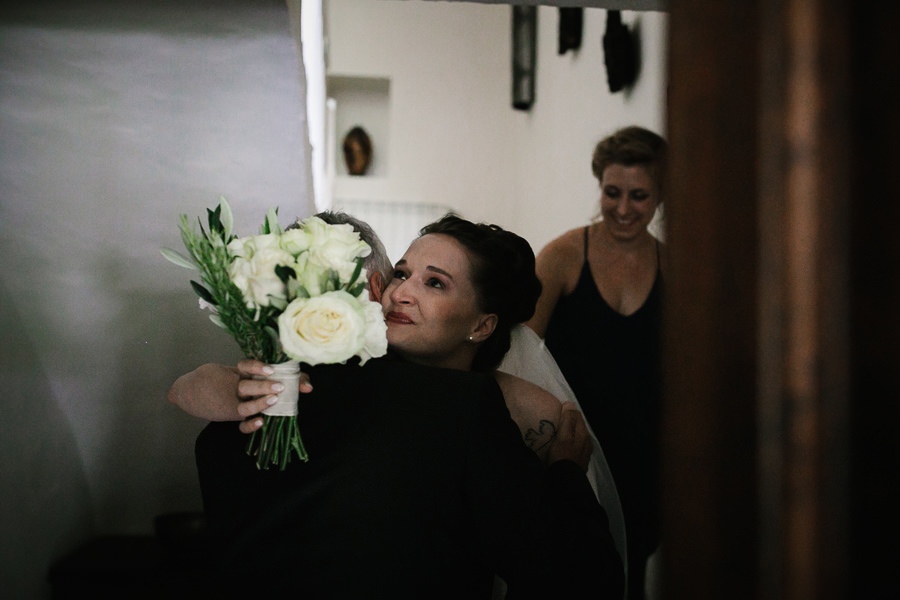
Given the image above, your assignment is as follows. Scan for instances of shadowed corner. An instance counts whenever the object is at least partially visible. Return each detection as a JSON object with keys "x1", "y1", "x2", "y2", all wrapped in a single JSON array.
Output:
[{"x1": 0, "y1": 280, "x2": 94, "y2": 600}]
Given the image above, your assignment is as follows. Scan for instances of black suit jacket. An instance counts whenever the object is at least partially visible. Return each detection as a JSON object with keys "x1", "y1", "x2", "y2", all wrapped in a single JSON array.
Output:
[{"x1": 195, "y1": 356, "x2": 623, "y2": 599}]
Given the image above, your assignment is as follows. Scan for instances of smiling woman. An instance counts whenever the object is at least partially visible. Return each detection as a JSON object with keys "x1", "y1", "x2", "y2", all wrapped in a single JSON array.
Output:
[{"x1": 526, "y1": 125, "x2": 668, "y2": 600}]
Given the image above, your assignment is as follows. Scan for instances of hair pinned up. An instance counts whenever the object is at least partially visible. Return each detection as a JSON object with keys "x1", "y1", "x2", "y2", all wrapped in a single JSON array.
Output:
[{"x1": 420, "y1": 214, "x2": 541, "y2": 372}]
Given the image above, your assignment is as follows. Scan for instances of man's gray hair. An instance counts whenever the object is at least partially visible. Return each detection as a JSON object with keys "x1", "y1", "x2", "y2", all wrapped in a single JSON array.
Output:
[{"x1": 288, "y1": 211, "x2": 393, "y2": 283}]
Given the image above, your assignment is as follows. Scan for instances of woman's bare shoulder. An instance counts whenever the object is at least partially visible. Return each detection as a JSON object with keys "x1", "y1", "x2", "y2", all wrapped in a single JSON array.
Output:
[
  {"x1": 535, "y1": 227, "x2": 586, "y2": 294},
  {"x1": 538, "y1": 227, "x2": 585, "y2": 262}
]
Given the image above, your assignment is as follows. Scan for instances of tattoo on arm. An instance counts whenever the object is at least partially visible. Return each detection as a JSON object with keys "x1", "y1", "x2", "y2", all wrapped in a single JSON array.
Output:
[{"x1": 523, "y1": 419, "x2": 558, "y2": 453}]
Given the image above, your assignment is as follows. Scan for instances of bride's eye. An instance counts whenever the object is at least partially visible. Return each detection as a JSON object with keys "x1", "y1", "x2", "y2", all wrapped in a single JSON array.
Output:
[
  {"x1": 426, "y1": 277, "x2": 444, "y2": 289},
  {"x1": 393, "y1": 269, "x2": 408, "y2": 280}
]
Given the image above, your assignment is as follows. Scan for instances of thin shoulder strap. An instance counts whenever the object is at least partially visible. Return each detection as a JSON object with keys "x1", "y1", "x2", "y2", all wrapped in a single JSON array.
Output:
[{"x1": 583, "y1": 226, "x2": 590, "y2": 262}]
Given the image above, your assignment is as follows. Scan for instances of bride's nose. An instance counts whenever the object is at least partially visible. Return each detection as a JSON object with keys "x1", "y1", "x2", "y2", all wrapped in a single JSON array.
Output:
[{"x1": 390, "y1": 279, "x2": 415, "y2": 304}]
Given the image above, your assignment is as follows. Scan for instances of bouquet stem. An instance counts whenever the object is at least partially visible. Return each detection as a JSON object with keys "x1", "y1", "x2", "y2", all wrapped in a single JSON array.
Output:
[
  {"x1": 246, "y1": 416, "x2": 308, "y2": 470},
  {"x1": 245, "y1": 360, "x2": 309, "y2": 470}
]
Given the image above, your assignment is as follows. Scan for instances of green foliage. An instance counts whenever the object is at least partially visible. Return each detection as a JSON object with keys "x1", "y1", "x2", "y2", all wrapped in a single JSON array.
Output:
[{"x1": 172, "y1": 199, "x2": 286, "y2": 364}]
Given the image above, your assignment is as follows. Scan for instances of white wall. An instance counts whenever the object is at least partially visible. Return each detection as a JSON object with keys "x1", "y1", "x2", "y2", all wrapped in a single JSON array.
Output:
[
  {"x1": 325, "y1": 0, "x2": 517, "y2": 221},
  {"x1": 322, "y1": 0, "x2": 667, "y2": 256},
  {"x1": 0, "y1": 1, "x2": 312, "y2": 597}
]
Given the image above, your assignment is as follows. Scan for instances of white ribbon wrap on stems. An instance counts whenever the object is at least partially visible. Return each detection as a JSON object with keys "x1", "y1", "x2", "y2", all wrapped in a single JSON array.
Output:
[{"x1": 260, "y1": 360, "x2": 301, "y2": 417}]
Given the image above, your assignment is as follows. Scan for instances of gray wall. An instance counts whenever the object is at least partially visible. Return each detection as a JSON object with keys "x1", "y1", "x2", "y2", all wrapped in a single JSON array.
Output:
[{"x1": 0, "y1": 1, "x2": 312, "y2": 597}]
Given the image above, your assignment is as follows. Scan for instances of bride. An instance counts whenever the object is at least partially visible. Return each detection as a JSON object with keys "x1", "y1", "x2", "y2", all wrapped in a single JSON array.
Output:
[{"x1": 169, "y1": 213, "x2": 627, "y2": 597}]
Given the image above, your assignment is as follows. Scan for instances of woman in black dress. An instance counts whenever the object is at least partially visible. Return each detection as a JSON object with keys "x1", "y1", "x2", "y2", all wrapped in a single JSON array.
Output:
[{"x1": 526, "y1": 125, "x2": 667, "y2": 600}]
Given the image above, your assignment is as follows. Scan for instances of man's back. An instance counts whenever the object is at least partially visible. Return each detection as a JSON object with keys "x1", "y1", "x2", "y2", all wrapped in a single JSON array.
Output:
[{"x1": 196, "y1": 356, "x2": 622, "y2": 599}]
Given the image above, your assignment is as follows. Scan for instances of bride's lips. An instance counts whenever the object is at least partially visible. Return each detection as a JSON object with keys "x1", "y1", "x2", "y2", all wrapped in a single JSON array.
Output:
[{"x1": 385, "y1": 311, "x2": 414, "y2": 325}]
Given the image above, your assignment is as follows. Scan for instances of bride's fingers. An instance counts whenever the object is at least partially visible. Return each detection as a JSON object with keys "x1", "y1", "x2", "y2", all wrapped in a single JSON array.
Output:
[
  {"x1": 239, "y1": 417, "x2": 264, "y2": 434},
  {"x1": 236, "y1": 359, "x2": 272, "y2": 377},
  {"x1": 237, "y1": 378, "x2": 283, "y2": 399},
  {"x1": 236, "y1": 395, "x2": 278, "y2": 419}
]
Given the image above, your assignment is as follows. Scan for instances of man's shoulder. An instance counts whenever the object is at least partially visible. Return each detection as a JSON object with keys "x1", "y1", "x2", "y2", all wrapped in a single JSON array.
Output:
[
  {"x1": 364, "y1": 356, "x2": 495, "y2": 383},
  {"x1": 312, "y1": 355, "x2": 492, "y2": 384},
  {"x1": 343, "y1": 357, "x2": 506, "y2": 411}
]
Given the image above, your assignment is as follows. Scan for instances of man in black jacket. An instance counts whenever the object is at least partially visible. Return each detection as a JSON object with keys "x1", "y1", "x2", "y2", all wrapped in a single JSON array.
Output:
[{"x1": 194, "y1": 357, "x2": 622, "y2": 599}]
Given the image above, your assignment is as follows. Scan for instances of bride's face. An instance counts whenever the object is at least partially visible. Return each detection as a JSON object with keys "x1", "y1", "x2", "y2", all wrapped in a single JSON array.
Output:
[{"x1": 381, "y1": 234, "x2": 491, "y2": 371}]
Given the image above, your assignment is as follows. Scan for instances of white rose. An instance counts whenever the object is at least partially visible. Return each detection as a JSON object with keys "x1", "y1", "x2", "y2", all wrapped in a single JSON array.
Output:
[
  {"x1": 357, "y1": 297, "x2": 389, "y2": 365},
  {"x1": 227, "y1": 236, "x2": 253, "y2": 259},
  {"x1": 252, "y1": 233, "x2": 283, "y2": 249},
  {"x1": 230, "y1": 246, "x2": 296, "y2": 308},
  {"x1": 227, "y1": 233, "x2": 282, "y2": 259},
  {"x1": 295, "y1": 261, "x2": 329, "y2": 297},
  {"x1": 280, "y1": 228, "x2": 312, "y2": 256},
  {"x1": 301, "y1": 216, "x2": 372, "y2": 283},
  {"x1": 278, "y1": 291, "x2": 386, "y2": 365},
  {"x1": 297, "y1": 215, "x2": 334, "y2": 239}
]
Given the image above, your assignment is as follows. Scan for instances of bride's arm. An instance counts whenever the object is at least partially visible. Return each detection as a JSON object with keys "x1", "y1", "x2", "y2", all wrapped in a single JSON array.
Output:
[{"x1": 494, "y1": 371, "x2": 585, "y2": 467}]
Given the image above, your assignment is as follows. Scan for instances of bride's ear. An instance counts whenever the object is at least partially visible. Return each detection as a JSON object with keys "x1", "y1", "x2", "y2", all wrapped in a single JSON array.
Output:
[{"x1": 469, "y1": 314, "x2": 498, "y2": 344}]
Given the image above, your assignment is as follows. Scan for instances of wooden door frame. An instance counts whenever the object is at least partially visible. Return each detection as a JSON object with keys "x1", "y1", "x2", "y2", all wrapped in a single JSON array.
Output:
[{"x1": 663, "y1": 1, "x2": 899, "y2": 598}]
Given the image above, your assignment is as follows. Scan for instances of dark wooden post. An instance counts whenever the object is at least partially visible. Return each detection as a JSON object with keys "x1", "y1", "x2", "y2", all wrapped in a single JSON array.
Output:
[
  {"x1": 662, "y1": 1, "x2": 899, "y2": 598},
  {"x1": 663, "y1": 2, "x2": 760, "y2": 598}
]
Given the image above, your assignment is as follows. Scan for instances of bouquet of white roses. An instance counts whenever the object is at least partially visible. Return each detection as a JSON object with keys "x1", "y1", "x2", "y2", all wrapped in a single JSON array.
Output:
[{"x1": 162, "y1": 198, "x2": 388, "y2": 470}]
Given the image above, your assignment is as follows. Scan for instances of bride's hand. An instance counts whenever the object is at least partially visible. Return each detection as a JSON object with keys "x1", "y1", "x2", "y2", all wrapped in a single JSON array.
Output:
[
  {"x1": 237, "y1": 359, "x2": 313, "y2": 434},
  {"x1": 546, "y1": 402, "x2": 592, "y2": 472}
]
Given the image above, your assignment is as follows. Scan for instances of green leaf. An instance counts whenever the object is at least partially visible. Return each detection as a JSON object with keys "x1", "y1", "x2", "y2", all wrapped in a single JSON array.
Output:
[
  {"x1": 190, "y1": 280, "x2": 216, "y2": 305},
  {"x1": 268, "y1": 296, "x2": 288, "y2": 311},
  {"x1": 274, "y1": 264, "x2": 296, "y2": 285},
  {"x1": 348, "y1": 281, "x2": 366, "y2": 298},
  {"x1": 160, "y1": 248, "x2": 197, "y2": 270},
  {"x1": 347, "y1": 257, "x2": 365, "y2": 289},
  {"x1": 207, "y1": 207, "x2": 219, "y2": 235},
  {"x1": 264, "y1": 325, "x2": 282, "y2": 355},
  {"x1": 219, "y1": 196, "x2": 234, "y2": 239},
  {"x1": 287, "y1": 279, "x2": 308, "y2": 299},
  {"x1": 263, "y1": 207, "x2": 282, "y2": 235},
  {"x1": 326, "y1": 269, "x2": 341, "y2": 292},
  {"x1": 209, "y1": 314, "x2": 227, "y2": 329},
  {"x1": 198, "y1": 216, "x2": 209, "y2": 241}
]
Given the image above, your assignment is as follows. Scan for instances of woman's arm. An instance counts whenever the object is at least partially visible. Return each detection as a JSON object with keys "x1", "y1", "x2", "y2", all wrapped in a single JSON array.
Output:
[{"x1": 525, "y1": 230, "x2": 582, "y2": 338}]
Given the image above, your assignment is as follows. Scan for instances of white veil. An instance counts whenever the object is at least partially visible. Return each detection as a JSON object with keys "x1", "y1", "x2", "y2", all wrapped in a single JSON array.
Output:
[{"x1": 498, "y1": 324, "x2": 628, "y2": 587}]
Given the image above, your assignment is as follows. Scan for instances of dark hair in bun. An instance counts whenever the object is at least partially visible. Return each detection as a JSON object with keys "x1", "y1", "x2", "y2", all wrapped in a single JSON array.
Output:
[{"x1": 420, "y1": 213, "x2": 542, "y2": 372}]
